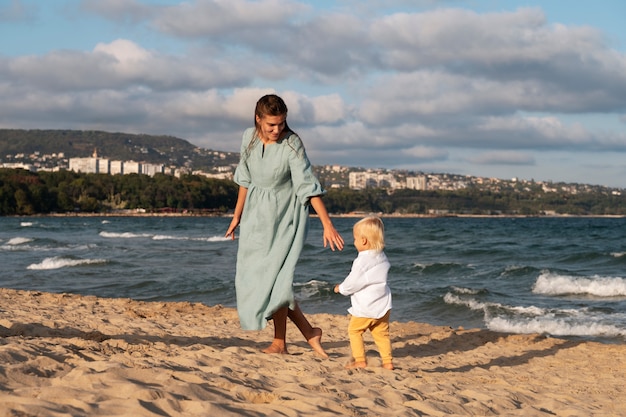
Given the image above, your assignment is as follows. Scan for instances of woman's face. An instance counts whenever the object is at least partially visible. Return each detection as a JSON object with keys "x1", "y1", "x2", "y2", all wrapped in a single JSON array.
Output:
[{"x1": 256, "y1": 114, "x2": 286, "y2": 143}]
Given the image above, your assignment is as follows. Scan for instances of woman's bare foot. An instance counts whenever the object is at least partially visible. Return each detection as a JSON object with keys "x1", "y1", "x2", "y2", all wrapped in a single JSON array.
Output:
[
  {"x1": 262, "y1": 340, "x2": 288, "y2": 354},
  {"x1": 382, "y1": 363, "x2": 394, "y2": 370},
  {"x1": 345, "y1": 361, "x2": 367, "y2": 369},
  {"x1": 307, "y1": 327, "x2": 329, "y2": 358}
]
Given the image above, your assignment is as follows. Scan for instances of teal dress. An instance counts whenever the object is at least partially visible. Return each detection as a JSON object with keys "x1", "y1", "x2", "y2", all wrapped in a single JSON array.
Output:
[{"x1": 233, "y1": 127, "x2": 325, "y2": 330}]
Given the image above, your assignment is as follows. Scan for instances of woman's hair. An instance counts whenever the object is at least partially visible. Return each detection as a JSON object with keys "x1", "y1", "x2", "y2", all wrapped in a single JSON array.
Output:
[
  {"x1": 243, "y1": 94, "x2": 298, "y2": 159},
  {"x1": 254, "y1": 94, "x2": 293, "y2": 137},
  {"x1": 354, "y1": 216, "x2": 385, "y2": 252}
]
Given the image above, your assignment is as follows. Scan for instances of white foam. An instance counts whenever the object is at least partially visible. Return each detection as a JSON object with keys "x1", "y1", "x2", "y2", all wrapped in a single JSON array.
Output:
[
  {"x1": 443, "y1": 293, "x2": 497, "y2": 311},
  {"x1": 99, "y1": 231, "x2": 151, "y2": 239},
  {"x1": 199, "y1": 236, "x2": 231, "y2": 242},
  {"x1": 444, "y1": 292, "x2": 549, "y2": 316},
  {"x1": 27, "y1": 256, "x2": 107, "y2": 270},
  {"x1": 487, "y1": 316, "x2": 626, "y2": 338},
  {"x1": 294, "y1": 280, "x2": 328, "y2": 299},
  {"x1": 20, "y1": 222, "x2": 33, "y2": 227},
  {"x1": 100, "y1": 231, "x2": 230, "y2": 242},
  {"x1": 450, "y1": 286, "x2": 481, "y2": 295},
  {"x1": 152, "y1": 234, "x2": 186, "y2": 240},
  {"x1": 532, "y1": 272, "x2": 626, "y2": 297},
  {"x1": 6, "y1": 237, "x2": 33, "y2": 246}
]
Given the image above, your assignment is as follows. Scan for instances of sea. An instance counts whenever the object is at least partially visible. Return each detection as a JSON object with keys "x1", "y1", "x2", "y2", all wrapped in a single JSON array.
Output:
[{"x1": 2, "y1": 215, "x2": 626, "y2": 343}]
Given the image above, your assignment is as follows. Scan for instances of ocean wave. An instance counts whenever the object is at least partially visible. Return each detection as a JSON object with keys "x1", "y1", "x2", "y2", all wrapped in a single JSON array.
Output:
[
  {"x1": 100, "y1": 231, "x2": 230, "y2": 242},
  {"x1": 294, "y1": 280, "x2": 330, "y2": 299},
  {"x1": 152, "y1": 234, "x2": 187, "y2": 240},
  {"x1": 200, "y1": 236, "x2": 231, "y2": 242},
  {"x1": 20, "y1": 222, "x2": 33, "y2": 227},
  {"x1": 152, "y1": 234, "x2": 230, "y2": 242},
  {"x1": 445, "y1": 291, "x2": 626, "y2": 339},
  {"x1": 27, "y1": 256, "x2": 108, "y2": 270},
  {"x1": 6, "y1": 237, "x2": 33, "y2": 246},
  {"x1": 1, "y1": 237, "x2": 35, "y2": 251},
  {"x1": 486, "y1": 316, "x2": 626, "y2": 339},
  {"x1": 443, "y1": 293, "x2": 545, "y2": 316},
  {"x1": 532, "y1": 272, "x2": 626, "y2": 297},
  {"x1": 412, "y1": 262, "x2": 471, "y2": 274},
  {"x1": 449, "y1": 286, "x2": 482, "y2": 295},
  {"x1": 99, "y1": 231, "x2": 152, "y2": 239}
]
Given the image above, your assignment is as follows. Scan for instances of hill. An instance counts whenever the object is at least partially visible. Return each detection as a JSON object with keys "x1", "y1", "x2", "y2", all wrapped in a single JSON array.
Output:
[{"x1": 0, "y1": 129, "x2": 239, "y2": 170}]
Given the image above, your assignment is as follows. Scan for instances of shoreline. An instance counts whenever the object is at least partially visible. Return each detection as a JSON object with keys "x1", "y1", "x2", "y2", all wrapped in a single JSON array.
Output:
[
  {"x1": 1, "y1": 288, "x2": 625, "y2": 416},
  {"x1": 10, "y1": 211, "x2": 626, "y2": 219}
]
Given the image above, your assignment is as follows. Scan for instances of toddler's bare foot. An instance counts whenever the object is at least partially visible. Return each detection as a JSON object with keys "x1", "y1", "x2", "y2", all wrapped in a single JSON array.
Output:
[
  {"x1": 307, "y1": 327, "x2": 329, "y2": 358},
  {"x1": 345, "y1": 361, "x2": 367, "y2": 369},
  {"x1": 262, "y1": 341, "x2": 288, "y2": 354},
  {"x1": 382, "y1": 363, "x2": 394, "y2": 370}
]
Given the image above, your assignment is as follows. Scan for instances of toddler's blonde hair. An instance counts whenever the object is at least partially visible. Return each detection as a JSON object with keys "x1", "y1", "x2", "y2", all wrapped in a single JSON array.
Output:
[{"x1": 354, "y1": 216, "x2": 385, "y2": 252}]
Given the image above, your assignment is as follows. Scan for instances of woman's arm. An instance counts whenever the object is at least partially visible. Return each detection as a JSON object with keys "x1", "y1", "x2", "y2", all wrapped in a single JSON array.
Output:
[
  {"x1": 225, "y1": 186, "x2": 248, "y2": 240},
  {"x1": 310, "y1": 195, "x2": 344, "y2": 251}
]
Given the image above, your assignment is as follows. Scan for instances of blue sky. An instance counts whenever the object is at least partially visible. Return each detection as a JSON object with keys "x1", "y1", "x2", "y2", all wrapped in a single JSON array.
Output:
[{"x1": 1, "y1": 0, "x2": 625, "y2": 188}]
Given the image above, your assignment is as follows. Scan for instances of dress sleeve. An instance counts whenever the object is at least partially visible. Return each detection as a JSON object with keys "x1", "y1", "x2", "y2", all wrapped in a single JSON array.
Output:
[
  {"x1": 233, "y1": 128, "x2": 255, "y2": 188},
  {"x1": 287, "y1": 134, "x2": 325, "y2": 205}
]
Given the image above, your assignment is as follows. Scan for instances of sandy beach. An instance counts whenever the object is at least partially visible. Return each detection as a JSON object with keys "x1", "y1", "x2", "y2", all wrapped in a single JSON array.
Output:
[{"x1": 1, "y1": 288, "x2": 624, "y2": 416}]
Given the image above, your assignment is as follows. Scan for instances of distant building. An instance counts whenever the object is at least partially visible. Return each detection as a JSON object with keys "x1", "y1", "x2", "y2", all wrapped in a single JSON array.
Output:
[
  {"x1": 124, "y1": 161, "x2": 142, "y2": 174},
  {"x1": 1, "y1": 162, "x2": 35, "y2": 171},
  {"x1": 349, "y1": 171, "x2": 398, "y2": 190},
  {"x1": 110, "y1": 160, "x2": 124, "y2": 175},
  {"x1": 406, "y1": 175, "x2": 427, "y2": 190},
  {"x1": 69, "y1": 157, "x2": 98, "y2": 173},
  {"x1": 142, "y1": 163, "x2": 164, "y2": 176}
]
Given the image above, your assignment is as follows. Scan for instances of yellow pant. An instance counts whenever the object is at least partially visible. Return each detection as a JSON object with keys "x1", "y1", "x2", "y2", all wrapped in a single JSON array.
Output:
[{"x1": 348, "y1": 310, "x2": 392, "y2": 365}]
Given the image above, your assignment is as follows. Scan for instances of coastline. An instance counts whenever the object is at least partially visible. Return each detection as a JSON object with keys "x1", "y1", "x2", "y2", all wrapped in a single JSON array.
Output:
[
  {"x1": 14, "y1": 210, "x2": 626, "y2": 219},
  {"x1": 1, "y1": 287, "x2": 624, "y2": 416}
]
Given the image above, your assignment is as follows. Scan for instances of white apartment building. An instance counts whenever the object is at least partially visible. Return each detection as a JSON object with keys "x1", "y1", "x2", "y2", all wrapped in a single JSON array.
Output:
[
  {"x1": 349, "y1": 171, "x2": 398, "y2": 190},
  {"x1": 68, "y1": 157, "x2": 109, "y2": 174},
  {"x1": 68, "y1": 158, "x2": 168, "y2": 177},
  {"x1": 1, "y1": 162, "x2": 35, "y2": 171},
  {"x1": 69, "y1": 157, "x2": 98, "y2": 173},
  {"x1": 124, "y1": 161, "x2": 141, "y2": 174},
  {"x1": 141, "y1": 163, "x2": 164, "y2": 176},
  {"x1": 109, "y1": 160, "x2": 124, "y2": 175},
  {"x1": 406, "y1": 175, "x2": 427, "y2": 190}
]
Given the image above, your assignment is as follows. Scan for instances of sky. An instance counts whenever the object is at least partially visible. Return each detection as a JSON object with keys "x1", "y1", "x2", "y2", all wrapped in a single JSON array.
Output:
[{"x1": 1, "y1": 0, "x2": 625, "y2": 188}]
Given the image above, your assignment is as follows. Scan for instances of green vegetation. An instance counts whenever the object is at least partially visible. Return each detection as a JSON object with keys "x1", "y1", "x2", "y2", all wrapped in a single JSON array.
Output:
[
  {"x1": 323, "y1": 187, "x2": 626, "y2": 216},
  {"x1": 2, "y1": 168, "x2": 625, "y2": 216},
  {"x1": 0, "y1": 169, "x2": 237, "y2": 215}
]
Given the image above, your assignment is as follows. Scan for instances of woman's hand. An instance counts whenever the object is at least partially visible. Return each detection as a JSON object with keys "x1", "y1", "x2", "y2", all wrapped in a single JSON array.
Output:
[
  {"x1": 225, "y1": 186, "x2": 248, "y2": 240},
  {"x1": 310, "y1": 195, "x2": 344, "y2": 251},
  {"x1": 225, "y1": 217, "x2": 240, "y2": 240},
  {"x1": 323, "y1": 224, "x2": 344, "y2": 251}
]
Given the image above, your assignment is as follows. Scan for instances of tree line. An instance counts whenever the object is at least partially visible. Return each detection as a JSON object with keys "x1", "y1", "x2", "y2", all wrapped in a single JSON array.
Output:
[
  {"x1": 2, "y1": 168, "x2": 626, "y2": 216},
  {"x1": 0, "y1": 168, "x2": 237, "y2": 215}
]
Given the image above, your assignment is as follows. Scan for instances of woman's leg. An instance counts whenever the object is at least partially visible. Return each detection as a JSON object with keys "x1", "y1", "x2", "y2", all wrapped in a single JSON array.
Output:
[
  {"x1": 263, "y1": 306, "x2": 288, "y2": 354},
  {"x1": 287, "y1": 303, "x2": 328, "y2": 358}
]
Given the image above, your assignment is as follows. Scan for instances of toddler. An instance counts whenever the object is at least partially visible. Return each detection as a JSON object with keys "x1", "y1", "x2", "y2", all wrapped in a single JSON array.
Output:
[{"x1": 334, "y1": 216, "x2": 393, "y2": 370}]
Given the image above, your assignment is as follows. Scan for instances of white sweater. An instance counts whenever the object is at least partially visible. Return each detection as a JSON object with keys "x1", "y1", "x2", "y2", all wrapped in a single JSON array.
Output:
[{"x1": 337, "y1": 250, "x2": 392, "y2": 319}]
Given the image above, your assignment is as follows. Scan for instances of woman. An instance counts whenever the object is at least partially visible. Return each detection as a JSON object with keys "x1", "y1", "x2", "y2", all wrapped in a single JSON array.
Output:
[{"x1": 225, "y1": 94, "x2": 344, "y2": 356}]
